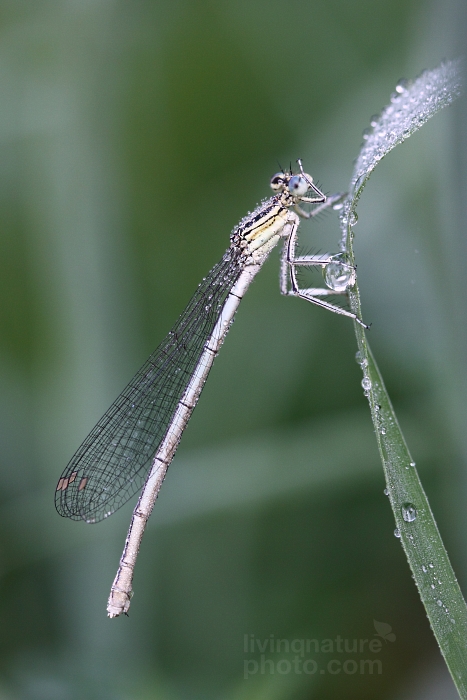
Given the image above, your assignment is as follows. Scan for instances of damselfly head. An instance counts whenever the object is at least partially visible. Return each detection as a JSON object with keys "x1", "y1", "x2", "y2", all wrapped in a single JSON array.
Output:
[
  {"x1": 270, "y1": 169, "x2": 315, "y2": 199},
  {"x1": 270, "y1": 161, "x2": 326, "y2": 217}
]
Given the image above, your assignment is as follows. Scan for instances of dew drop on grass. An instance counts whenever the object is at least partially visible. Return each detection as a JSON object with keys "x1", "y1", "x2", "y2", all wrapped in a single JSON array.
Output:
[
  {"x1": 402, "y1": 503, "x2": 417, "y2": 522},
  {"x1": 396, "y1": 78, "x2": 409, "y2": 93},
  {"x1": 324, "y1": 254, "x2": 356, "y2": 291},
  {"x1": 355, "y1": 351, "x2": 368, "y2": 368},
  {"x1": 394, "y1": 528, "x2": 401, "y2": 538}
]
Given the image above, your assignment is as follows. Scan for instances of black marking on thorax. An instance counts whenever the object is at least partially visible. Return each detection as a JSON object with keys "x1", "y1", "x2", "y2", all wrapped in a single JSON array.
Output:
[{"x1": 233, "y1": 201, "x2": 285, "y2": 240}]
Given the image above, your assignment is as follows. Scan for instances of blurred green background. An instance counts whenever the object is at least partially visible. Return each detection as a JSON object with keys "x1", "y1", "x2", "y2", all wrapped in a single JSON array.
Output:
[{"x1": 0, "y1": 1, "x2": 466, "y2": 698}]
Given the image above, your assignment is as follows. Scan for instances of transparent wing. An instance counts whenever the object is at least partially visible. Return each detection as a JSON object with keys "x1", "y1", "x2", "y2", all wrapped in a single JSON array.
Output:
[{"x1": 55, "y1": 247, "x2": 242, "y2": 523}]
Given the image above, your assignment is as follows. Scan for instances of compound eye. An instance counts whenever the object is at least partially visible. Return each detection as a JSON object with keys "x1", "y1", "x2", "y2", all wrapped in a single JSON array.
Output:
[
  {"x1": 270, "y1": 173, "x2": 285, "y2": 191},
  {"x1": 288, "y1": 175, "x2": 309, "y2": 197}
]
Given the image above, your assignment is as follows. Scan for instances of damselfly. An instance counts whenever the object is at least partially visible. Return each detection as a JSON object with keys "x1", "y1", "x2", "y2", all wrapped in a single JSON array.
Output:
[{"x1": 55, "y1": 160, "x2": 366, "y2": 616}]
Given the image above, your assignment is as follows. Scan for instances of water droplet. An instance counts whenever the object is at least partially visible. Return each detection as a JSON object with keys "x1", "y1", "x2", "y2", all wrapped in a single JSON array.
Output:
[
  {"x1": 361, "y1": 377, "x2": 371, "y2": 391},
  {"x1": 348, "y1": 211, "x2": 358, "y2": 226},
  {"x1": 370, "y1": 114, "x2": 380, "y2": 127},
  {"x1": 362, "y1": 127, "x2": 373, "y2": 140},
  {"x1": 402, "y1": 503, "x2": 417, "y2": 522},
  {"x1": 431, "y1": 584, "x2": 435, "y2": 589},
  {"x1": 437, "y1": 600, "x2": 443, "y2": 607},
  {"x1": 410, "y1": 462, "x2": 416, "y2": 467},
  {"x1": 383, "y1": 488, "x2": 389, "y2": 496},
  {"x1": 422, "y1": 565, "x2": 427, "y2": 573},
  {"x1": 324, "y1": 254, "x2": 356, "y2": 292},
  {"x1": 396, "y1": 78, "x2": 409, "y2": 93},
  {"x1": 429, "y1": 563, "x2": 434, "y2": 568},
  {"x1": 380, "y1": 427, "x2": 386, "y2": 435},
  {"x1": 394, "y1": 528, "x2": 401, "y2": 538},
  {"x1": 355, "y1": 351, "x2": 368, "y2": 368}
]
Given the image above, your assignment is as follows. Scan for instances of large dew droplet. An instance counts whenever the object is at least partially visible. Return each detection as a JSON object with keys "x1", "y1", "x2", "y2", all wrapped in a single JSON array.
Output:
[
  {"x1": 324, "y1": 254, "x2": 356, "y2": 292},
  {"x1": 401, "y1": 503, "x2": 417, "y2": 522}
]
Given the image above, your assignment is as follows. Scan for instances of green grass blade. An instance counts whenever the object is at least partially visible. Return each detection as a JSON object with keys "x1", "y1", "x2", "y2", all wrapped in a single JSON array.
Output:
[
  {"x1": 341, "y1": 60, "x2": 467, "y2": 697},
  {"x1": 356, "y1": 332, "x2": 467, "y2": 696}
]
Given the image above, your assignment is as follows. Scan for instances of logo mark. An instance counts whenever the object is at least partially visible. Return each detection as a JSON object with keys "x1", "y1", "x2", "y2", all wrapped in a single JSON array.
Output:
[{"x1": 373, "y1": 620, "x2": 396, "y2": 643}]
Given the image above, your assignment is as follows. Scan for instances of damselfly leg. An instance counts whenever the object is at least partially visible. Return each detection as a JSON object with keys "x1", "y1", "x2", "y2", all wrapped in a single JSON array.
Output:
[{"x1": 272, "y1": 165, "x2": 368, "y2": 328}]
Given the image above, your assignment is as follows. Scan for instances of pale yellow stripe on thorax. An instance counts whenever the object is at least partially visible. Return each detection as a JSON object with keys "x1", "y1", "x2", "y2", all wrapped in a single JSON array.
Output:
[{"x1": 243, "y1": 205, "x2": 290, "y2": 253}]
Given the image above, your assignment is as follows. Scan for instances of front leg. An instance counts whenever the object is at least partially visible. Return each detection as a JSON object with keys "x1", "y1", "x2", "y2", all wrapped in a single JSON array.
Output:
[
  {"x1": 279, "y1": 206, "x2": 340, "y2": 297},
  {"x1": 294, "y1": 190, "x2": 346, "y2": 219},
  {"x1": 280, "y1": 195, "x2": 368, "y2": 328}
]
